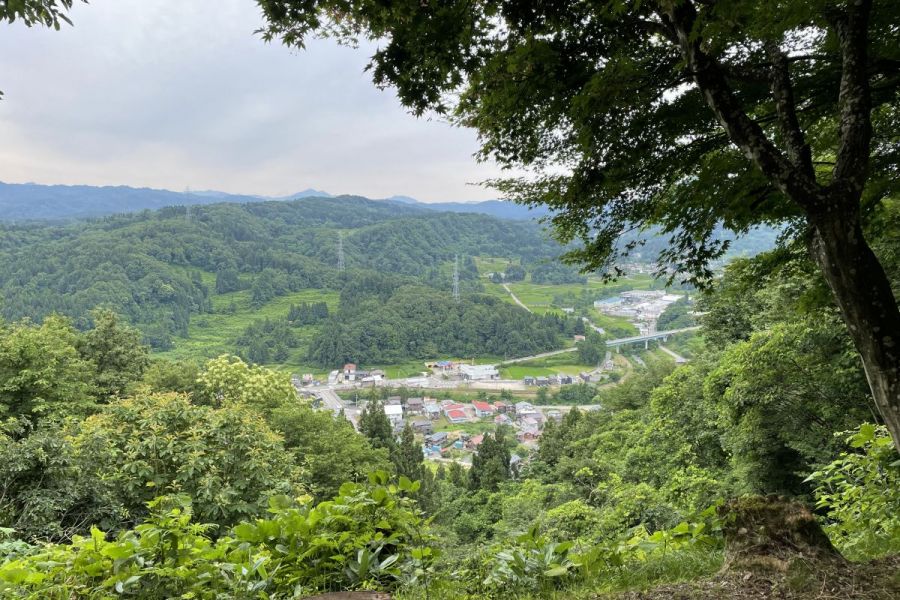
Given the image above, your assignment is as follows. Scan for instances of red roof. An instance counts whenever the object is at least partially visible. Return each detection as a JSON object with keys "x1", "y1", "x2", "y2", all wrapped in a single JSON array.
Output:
[
  {"x1": 343, "y1": 363, "x2": 357, "y2": 370},
  {"x1": 444, "y1": 403, "x2": 465, "y2": 411},
  {"x1": 472, "y1": 401, "x2": 494, "y2": 412},
  {"x1": 446, "y1": 409, "x2": 467, "y2": 420},
  {"x1": 494, "y1": 401, "x2": 506, "y2": 408},
  {"x1": 469, "y1": 434, "x2": 485, "y2": 446}
]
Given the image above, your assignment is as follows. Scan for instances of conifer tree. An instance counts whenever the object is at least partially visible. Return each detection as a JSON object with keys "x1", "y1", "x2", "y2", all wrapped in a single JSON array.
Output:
[{"x1": 359, "y1": 399, "x2": 395, "y2": 452}]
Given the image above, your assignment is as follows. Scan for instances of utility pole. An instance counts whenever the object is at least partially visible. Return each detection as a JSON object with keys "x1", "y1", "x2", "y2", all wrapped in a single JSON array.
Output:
[
  {"x1": 452, "y1": 254, "x2": 460, "y2": 301},
  {"x1": 337, "y1": 232, "x2": 345, "y2": 272}
]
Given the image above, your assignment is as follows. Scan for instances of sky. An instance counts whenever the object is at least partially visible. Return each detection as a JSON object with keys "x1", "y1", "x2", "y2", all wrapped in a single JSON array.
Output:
[{"x1": 0, "y1": 0, "x2": 507, "y2": 202}]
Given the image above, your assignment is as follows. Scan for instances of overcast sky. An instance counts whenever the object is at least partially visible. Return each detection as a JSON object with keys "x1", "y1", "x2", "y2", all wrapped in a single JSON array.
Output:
[{"x1": 0, "y1": 0, "x2": 507, "y2": 202}]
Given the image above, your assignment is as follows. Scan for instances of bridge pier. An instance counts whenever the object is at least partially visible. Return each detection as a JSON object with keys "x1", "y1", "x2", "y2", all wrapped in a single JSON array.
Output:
[{"x1": 644, "y1": 339, "x2": 649, "y2": 350}]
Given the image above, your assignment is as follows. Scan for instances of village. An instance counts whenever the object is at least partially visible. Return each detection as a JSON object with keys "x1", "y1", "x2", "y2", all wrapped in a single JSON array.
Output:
[
  {"x1": 295, "y1": 358, "x2": 615, "y2": 467},
  {"x1": 294, "y1": 288, "x2": 694, "y2": 467}
]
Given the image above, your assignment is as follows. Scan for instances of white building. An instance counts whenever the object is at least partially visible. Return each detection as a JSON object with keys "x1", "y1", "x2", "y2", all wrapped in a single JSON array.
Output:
[
  {"x1": 384, "y1": 404, "x2": 404, "y2": 427},
  {"x1": 459, "y1": 364, "x2": 500, "y2": 380}
]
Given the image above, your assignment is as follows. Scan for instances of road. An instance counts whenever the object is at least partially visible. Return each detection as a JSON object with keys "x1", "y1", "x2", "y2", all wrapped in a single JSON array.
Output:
[
  {"x1": 503, "y1": 283, "x2": 532, "y2": 313},
  {"x1": 501, "y1": 346, "x2": 579, "y2": 365},
  {"x1": 314, "y1": 388, "x2": 360, "y2": 430},
  {"x1": 659, "y1": 345, "x2": 689, "y2": 363}
]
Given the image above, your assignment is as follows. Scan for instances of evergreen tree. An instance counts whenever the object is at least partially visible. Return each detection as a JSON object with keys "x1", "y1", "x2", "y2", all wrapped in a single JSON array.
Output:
[
  {"x1": 447, "y1": 462, "x2": 468, "y2": 490},
  {"x1": 359, "y1": 399, "x2": 395, "y2": 452},
  {"x1": 469, "y1": 428, "x2": 511, "y2": 492},
  {"x1": 393, "y1": 423, "x2": 424, "y2": 481}
]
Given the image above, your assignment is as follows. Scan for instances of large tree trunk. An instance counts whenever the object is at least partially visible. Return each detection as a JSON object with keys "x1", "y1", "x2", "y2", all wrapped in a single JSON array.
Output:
[{"x1": 809, "y1": 204, "x2": 900, "y2": 444}]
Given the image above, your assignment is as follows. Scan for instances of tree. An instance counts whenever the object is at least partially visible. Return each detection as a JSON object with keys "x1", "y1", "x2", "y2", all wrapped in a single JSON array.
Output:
[
  {"x1": 359, "y1": 399, "x2": 396, "y2": 452},
  {"x1": 70, "y1": 393, "x2": 302, "y2": 531},
  {"x1": 140, "y1": 359, "x2": 201, "y2": 396},
  {"x1": 577, "y1": 331, "x2": 606, "y2": 366},
  {"x1": 78, "y1": 309, "x2": 150, "y2": 399},
  {"x1": 469, "y1": 429, "x2": 511, "y2": 492},
  {"x1": 269, "y1": 403, "x2": 390, "y2": 500},
  {"x1": 195, "y1": 355, "x2": 297, "y2": 414},
  {"x1": 257, "y1": 0, "x2": 900, "y2": 444},
  {"x1": 393, "y1": 423, "x2": 424, "y2": 482},
  {"x1": 0, "y1": 316, "x2": 96, "y2": 422}
]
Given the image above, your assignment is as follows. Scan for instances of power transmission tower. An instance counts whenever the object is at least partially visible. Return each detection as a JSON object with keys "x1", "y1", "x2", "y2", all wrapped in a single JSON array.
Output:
[
  {"x1": 337, "y1": 232, "x2": 345, "y2": 272},
  {"x1": 452, "y1": 254, "x2": 460, "y2": 301}
]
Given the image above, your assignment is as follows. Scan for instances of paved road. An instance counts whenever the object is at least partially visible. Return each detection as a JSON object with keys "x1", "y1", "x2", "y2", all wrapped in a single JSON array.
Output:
[
  {"x1": 501, "y1": 346, "x2": 579, "y2": 365},
  {"x1": 659, "y1": 345, "x2": 689, "y2": 363},
  {"x1": 315, "y1": 388, "x2": 360, "y2": 430},
  {"x1": 503, "y1": 283, "x2": 532, "y2": 313}
]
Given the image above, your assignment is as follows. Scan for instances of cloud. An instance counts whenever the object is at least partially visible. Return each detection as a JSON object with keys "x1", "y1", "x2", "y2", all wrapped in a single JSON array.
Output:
[{"x1": 0, "y1": 0, "x2": 505, "y2": 201}]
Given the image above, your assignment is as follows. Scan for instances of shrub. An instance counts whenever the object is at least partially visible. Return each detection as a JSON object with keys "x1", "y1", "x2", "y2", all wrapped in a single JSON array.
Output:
[{"x1": 806, "y1": 423, "x2": 900, "y2": 560}]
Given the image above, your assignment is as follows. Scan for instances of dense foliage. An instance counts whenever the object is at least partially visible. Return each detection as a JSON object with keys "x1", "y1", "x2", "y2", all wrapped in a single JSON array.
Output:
[
  {"x1": 308, "y1": 283, "x2": 575, "y2": 366},
  {"x1": 0, "y1": 475, "x2": 435, "y2": 599}
]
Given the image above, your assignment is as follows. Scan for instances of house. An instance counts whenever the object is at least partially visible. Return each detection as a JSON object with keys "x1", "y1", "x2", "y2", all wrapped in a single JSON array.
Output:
[
  {"x1": 494, "y1": 413, "x2": 513, "y2": 426},
  {"x1": 384, "y1": 404, "x2": 404, "y2": 427},
  {"x1": 559, "y1": 374, "x2": 574, "y2": 385},
  {"x1": 442, "y1": 402, "x2": 465, "y2": 416},
  {"x1": 520, "y1": 416, "x2": 541, "y2": 429},
  {"x1": 343, "y1": 363, "x2": 357, "y2": 381},
  {"x1": 535, "y1": 376, "x2": 550, "y2": 386},
  {"x1": 406, "y1": 397, "x2": 425, "y2": 415},
  {"x1": 411, "y1": 418, "x2": 433, "y2": 434},
  {"x1": 386, "y1": 396, "x2": 402, "y2": 406},
  {"x1": 459, "y1": 364, "x2": 500, "y2": 381},
  {"x1": 561, "y1": 307, "x2": 575, "y2": 314},
  {"x1": 466, "y1": 434, "x2": 485, "y2": 450},
  {"x1": 424, "y1": 402, "x2": 441, "y2": 419},
  {"x1": 579, "y1": 371, "x2": 592, "y2": 383},
  {"x1": 517, "y1": 426, "x2": 541, "y2": 442},
  {"x1": 515, "y1": 402, "x2": 541, "y2": 422},
  {"x1": 547, "y1": 410, "x2": 563, "y2": 422},
  {"x1": 514, "y1": 401, "x2": 535, "y2": 415},
  {"x1": 328, "y1": 370, "x2": 340, "y2": 385},
  {"x1": 573, "y1": 334, "x2": 586, "y2": 342},
  {"x1": 429, "y1": 360, "x2": 455, "y2": 372},
  {"x1": 493, "y1": 401, "x2": 508, "y2": 413},
  {"x1": 472, "y1": 401, "x2": 496, "y2": 418},
  {"x1": 523, "y1": 376, "x2": 535, "y2": 386},
  {"x1": 425, "y1": 431, "x2": 449, "y2": 446},
  {"x1": 446, "y1": 409, "x2": 468, "y2": 424}
]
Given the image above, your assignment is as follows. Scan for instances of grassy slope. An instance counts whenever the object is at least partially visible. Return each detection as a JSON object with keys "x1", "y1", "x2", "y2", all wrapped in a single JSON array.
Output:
[{"x1": 156, "y1": 286, "x2": 339, "y2": 373}]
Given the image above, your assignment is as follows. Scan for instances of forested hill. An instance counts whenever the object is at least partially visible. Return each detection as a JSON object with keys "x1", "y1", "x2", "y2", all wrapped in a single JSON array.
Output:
[
  {"x1": 0, "y1": 196, "x2": 560, "y2": 347},
  {"x1": 0, "y1": 180, "x2": 544, "y2": 222}
]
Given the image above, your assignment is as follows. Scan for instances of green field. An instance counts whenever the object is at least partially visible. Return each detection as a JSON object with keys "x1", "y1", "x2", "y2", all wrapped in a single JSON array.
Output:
[{"x1": 156, "y1": 288, "x2": 339, "y2": 371}]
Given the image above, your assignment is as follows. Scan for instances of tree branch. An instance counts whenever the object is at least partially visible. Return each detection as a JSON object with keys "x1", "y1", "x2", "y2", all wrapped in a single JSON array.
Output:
[
  {"x1": 657, "y1": 0, "x2": 820, "y2": 207},
  {"x1": 830, "y1": 0, "x2": 873, "y2": 200},
  {"x1": 766, "y1": 41, "x2": 815, "y2": 180}
]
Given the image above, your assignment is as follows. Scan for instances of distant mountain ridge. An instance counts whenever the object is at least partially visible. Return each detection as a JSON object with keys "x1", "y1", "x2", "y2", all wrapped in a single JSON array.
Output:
[{"x1": 0, "y1": 181, "x2": 541, "y2": 222}]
